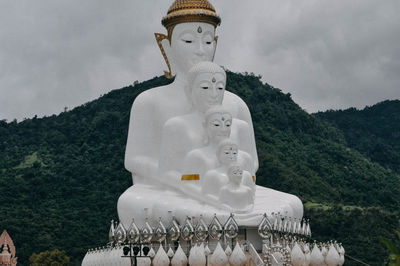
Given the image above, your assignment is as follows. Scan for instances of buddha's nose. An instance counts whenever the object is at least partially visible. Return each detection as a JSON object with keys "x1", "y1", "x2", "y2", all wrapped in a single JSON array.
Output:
[
  {"x1": 211, "y1": 87, "x2": 218, "y2": 97},
  {"x1": 222, "y1": 124, "x2": 230, "y2": 132},
  {"x1": 195, "y1": 42, "x2": 205, "y2": 56}
]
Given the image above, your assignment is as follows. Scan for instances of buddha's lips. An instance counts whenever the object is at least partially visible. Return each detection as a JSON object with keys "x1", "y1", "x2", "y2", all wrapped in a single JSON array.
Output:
[
  {"x1": 207, "y1": 99, "x2": 220, "y2": 106},
  {"x1": 191, "y1": 55, "x2": 209, "y2": 65}
]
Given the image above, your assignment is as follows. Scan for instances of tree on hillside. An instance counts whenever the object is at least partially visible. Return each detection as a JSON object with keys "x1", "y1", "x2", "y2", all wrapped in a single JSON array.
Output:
[
  {"x1": 381, "y1": 230, "x2": 400, "y2": 266},
  {"x1": 29, "y1": 249, "x2": 70, "y2": 266}
]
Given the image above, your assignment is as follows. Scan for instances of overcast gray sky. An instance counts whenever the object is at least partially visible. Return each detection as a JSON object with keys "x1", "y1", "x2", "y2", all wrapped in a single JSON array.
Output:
[{"x1": 1, "y1": 0, "x2": 399, "y2": 121}]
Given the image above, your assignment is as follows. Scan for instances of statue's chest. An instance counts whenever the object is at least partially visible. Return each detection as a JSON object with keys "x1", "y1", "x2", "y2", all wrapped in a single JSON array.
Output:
[{"x1": 157, "y1": 99, "x2": 191, "y2": 126}]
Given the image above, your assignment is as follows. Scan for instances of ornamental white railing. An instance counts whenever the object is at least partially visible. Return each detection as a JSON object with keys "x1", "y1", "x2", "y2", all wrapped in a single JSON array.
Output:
[{"x1": 82, "y1": 213, "x2": 345, "y2": 266}]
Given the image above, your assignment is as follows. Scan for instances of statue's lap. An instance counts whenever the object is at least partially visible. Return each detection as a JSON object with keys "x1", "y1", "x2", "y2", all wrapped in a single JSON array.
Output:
[{"x1": 117, "y1": 181, "x2": 303, "y2": 229}]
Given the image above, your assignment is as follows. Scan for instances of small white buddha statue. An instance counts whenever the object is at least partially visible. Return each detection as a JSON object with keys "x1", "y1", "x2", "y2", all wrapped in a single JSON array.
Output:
[
  {"x1": 219, "y1": 164, "x2": 254, "y2": 212},
  {"x1": 158, "y1": 62, "x2": 256, "y2": 194},
  {"x1": 158, "y1": 61, "x2": 227, "y2": 175},
  {"x1": 165, "y1": 106, "x2": 255, "y2": 209},
  {"x1": 184, "y1": 125, "x2": 255, "y2": 183},
  {"x1": 201, "y1": 138, "x2": 255, "y2": 199},
  {"x1": 181, "y1": 105, "x2": 233, "y2": 179}
]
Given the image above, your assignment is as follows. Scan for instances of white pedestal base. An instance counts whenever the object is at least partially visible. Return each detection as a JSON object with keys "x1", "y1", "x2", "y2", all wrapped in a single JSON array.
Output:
[{"x1": 117, "y1": 183, "x2": 303, "y2": 229}]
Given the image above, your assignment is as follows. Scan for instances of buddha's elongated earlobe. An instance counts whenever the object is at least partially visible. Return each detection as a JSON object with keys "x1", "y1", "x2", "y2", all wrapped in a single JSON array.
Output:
[
  {"x1": 202, "y1": 119, "x2": 209, "y2": 145},
  {"x1": 212, "y1": 36, "x2": 219, "y2": 61},
  {"x1": 155, "y1": 33, "x2": 174, "y2": 79}
]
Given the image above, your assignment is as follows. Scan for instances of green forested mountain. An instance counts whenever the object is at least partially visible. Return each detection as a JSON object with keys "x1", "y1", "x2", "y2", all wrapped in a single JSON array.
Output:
[
  {"x1": 0, "y1": 72, "x2": 399, "y2": 265},
  {"x1": 315, "y1": 100, "x2": 400, "y2": 173}
]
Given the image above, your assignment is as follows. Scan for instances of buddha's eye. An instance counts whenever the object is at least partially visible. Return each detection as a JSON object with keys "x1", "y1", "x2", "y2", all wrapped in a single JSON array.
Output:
[
  {"x1": 181, "y1": 33, "x2": 195, "y2": 44},
  {"x1": 203, "y1": 35, "x2": 213, "y2": 45},
  {"x1": 211, "y1": 119, "x2": 221, "y2": 127},
  {"x1": 218, "y1": 86, "x2": 223, "y2": 90},
  {"x1": 202, "y1": 86, "x2": 209, "y2": 90}
]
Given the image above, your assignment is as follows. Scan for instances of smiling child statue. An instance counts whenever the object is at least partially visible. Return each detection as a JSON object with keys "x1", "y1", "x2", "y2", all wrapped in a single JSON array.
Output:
[{"x1": 118, "y1": 0, "x2": 303, "y2": 228}]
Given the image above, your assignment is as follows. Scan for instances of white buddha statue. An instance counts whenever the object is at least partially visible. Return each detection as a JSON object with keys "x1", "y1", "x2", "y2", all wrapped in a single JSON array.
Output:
[
  {"x1": 118, "y1": 0, "x2": 303, "y2": 228},
  {"x1": 124, "y1": 0, "x2": 258, "y2": 185},
  {"x1": 182, "y1": 106, "x2": 255, "y2": 181},
  {"x1": 158, "y1": 62, "x2": 227, "y2": 175},
  {"x1": 159, "y1": 62, "x2": 256, "y2": 180},
  {"x1": 201, "y1": 138, "x2": 255, "y2": 199},
  {"x1": 219, "y1": 164, "x2": 254, "y2": 212}
]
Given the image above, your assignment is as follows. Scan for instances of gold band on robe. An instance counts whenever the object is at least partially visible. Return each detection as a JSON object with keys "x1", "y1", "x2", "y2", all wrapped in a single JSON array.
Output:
[
  {"x1": 181, "y1": 174, "x2": 200, "y2": 181},
  {"x1": 252, "y1": 176, "x2": 256, "y2": 183}
]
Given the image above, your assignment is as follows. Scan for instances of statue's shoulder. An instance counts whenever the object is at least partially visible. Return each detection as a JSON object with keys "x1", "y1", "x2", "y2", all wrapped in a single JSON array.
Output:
[
  {"x1": 224, "y1": 91, "x2": 247, "y2": 106},
  {"x1": 223, "y1": 91, "x2": 251, "y2": 118},
  {"x1": 239, "y1": 150, "x2": 252, "y2": 161},
  {"x1": 133, "y1": 84, "x2": 171, "y2": 106},
  {"x1": 233, "y1": 117, "x2": 248, "y2": 127}
]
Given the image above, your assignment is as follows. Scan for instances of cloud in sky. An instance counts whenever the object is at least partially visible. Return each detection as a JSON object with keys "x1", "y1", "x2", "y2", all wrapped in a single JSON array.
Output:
[{"x1": 1, "y1": 0, "x2": 399, "y2": 120}]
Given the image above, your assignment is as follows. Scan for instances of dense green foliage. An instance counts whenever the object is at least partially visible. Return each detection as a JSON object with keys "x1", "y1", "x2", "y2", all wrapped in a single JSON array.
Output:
[
  {"x1": 29, "y1": 249, "x2": 70, "y2": 266},
  {"x1": 305, "y1": 205, "x2": 399, "y2": 265},
  {"x1": 0, "y1": 72, "x2": 399, "y2": 265},
  {"x1": 315, "y1": 100, "x2": 400, "y2": 173}
]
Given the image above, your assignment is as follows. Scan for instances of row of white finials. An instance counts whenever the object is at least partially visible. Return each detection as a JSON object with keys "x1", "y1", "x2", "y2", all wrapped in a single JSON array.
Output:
[{"x1": 82, "y1": 240, "x2": 345, "y2": 266}]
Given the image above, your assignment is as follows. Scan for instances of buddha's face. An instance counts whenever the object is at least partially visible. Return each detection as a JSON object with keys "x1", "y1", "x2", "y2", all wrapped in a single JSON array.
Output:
[
  {"x1": 206, "y1": 112, "x2": 232, "y2": 143},
  {"x1": 228, "y1": 165, "x2": 243, "y2": 186},
  {"x1": 166, "y1": 22, "x2": 216, "y2": 76},
  {"x1": 218, "y1": 144, "x2": 238, "y2": 165},
  {"x1": 192, "y1": 72, "x2": 225, "y2": 112}
]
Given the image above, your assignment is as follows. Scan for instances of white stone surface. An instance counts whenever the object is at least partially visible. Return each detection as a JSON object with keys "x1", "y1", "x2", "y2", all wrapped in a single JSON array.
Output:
[
  {"x1": 148, "y1": 247, "x2": 156, "y2": 259},
  {"x1": 188, "y1": 244, "x2": 206, "y2": 266},
  {"x1": 204, "y1": 245, "x2": 211, "y2": 256},
  {"x1": 325, "y1": 244, "x2": 340, "y2": 266},
  {"x1": 210, "y1": 242, "x2": 228, "y2": 266},
  {"x1": 228, "y1": 243, "x2": 247, "y2": 266},
  {"x1": 171, "y1": 245, "x2": 188, "y2": 266},
  {"x1": 224, "y1": 245, "x2": 232, "y2": 257},
  {"x1": 321, "y1": 245, "x2": 328, "y2": 266},
  {"x1": 338, "y1": 244, "x2": 345, "y2": 266},
  {"x1": 118, "y1": 183, "x2": 302, "y2": 228},
  {"x1": 290, "y1": 243, "x2": 305, "y2": 266},
  {"x1": 310, "y1": 244, "x2": 324, "y2": 266},
  {"x1": 303, "y1": 243, "x2": 311, "y2": 266},
  {"x1": 137, "y1": 257, "x2": 151, "y2": 266},
  {"x1": 153, "y1": 244, "x2": 170, "y2": 266},
  {"x1": 167, "y1": 246, "x2": 174, "y2": 258}
]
